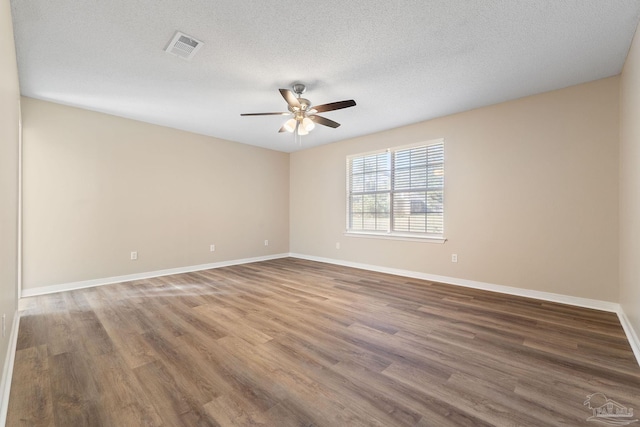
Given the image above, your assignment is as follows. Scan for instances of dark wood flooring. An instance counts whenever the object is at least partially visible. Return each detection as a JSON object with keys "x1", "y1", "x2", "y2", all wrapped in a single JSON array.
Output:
[{"x1": 7, "y1": 258, "x2": 640, "y2": 426}]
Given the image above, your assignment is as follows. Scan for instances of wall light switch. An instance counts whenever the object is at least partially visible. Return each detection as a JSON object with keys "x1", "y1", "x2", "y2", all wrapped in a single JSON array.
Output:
[
  {"x1": 210, "y1": 244, "x2": 215, "y2": 252},
  {"x1": 264, "y1": 240, "x2": 269, "y2": 246}
]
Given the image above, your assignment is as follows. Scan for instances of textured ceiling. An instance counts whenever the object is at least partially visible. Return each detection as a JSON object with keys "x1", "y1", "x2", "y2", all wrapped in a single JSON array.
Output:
[{"x1": 10, "y1": 0, "x2": 640, "y2": 152}]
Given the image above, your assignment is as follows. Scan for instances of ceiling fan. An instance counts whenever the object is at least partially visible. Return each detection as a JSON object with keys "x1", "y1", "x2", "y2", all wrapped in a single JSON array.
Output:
[{"x1": 241, "y1": 83, "x2": 356, "y2": 136}]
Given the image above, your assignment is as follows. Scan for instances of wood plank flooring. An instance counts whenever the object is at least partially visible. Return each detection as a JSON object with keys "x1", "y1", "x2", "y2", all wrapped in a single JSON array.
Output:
[{"x1": 7, "y1": 258, "x2": 640, "y2": 426}]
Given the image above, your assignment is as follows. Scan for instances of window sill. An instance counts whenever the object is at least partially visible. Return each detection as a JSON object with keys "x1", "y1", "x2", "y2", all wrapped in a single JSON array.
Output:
[{"x1": 344, "y1": 231, "x2": 447, "y2": 244}]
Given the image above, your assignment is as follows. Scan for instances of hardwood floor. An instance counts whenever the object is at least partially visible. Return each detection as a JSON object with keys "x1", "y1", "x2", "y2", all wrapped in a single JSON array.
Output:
[{"x1": 7, "y1": 258, "x2": 640, "y2": 426}]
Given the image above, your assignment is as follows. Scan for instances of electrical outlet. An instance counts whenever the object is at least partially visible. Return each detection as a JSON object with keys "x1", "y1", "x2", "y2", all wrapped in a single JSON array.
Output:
[
  {"x1": 131, "y1": 251, "x2": 138, "y2": 260},
  {"x1": 336, "y1": 242, "x2": 341, "y2": 249},
  {"x1": 264, "y1": 240, "x2": 269, "y2": 246},
  {"x1": 210, "y1": 244, "x2": 215, "y2": 252},
  {"x1": 451, "y1": 254, "x2": 458, "y2": 263}
]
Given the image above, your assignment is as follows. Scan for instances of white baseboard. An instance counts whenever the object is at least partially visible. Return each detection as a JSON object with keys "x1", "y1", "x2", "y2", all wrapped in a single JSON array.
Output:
[
  {"x1": 0, "y1": 312, "x2": 20, "y2": 427},
  {"x1": 289, "y1": 253, "x2": 619, "y2": 312},
  {"x1": 21, "y1": 253, "x2": 289, "y2": 298},
  {"x1": 617, "y1": 309, "x2": 640, "y2": 367}
]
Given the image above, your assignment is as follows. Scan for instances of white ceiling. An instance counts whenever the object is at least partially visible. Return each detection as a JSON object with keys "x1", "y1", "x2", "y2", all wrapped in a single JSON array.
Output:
[{"x1": 10, "y1": 0, "x2": 640, "y2": 153}]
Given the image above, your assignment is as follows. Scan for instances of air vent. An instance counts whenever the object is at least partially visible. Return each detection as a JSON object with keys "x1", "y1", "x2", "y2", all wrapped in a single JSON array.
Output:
[{"x1": 164, "y1": 31, "x2": 203, "y2": 61}]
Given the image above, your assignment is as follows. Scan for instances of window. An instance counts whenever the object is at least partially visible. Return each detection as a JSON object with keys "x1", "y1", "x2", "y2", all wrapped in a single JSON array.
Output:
[{"x1": 346, "y1": 139, "x2": 444, "y2": 241}]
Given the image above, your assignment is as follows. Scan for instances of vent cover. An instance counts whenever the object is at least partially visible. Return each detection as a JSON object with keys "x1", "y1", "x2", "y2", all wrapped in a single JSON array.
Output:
[{"x1": 165, "y1": 31, "x2": 203, "y2": 60}]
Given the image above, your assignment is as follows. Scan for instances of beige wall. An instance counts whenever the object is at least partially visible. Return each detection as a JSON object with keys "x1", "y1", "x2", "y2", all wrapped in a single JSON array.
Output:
[
  {"x1": 22, "y1": 98, "x2": 289, "y2": 290},
  {"x1": 620, "y1": 25, "x2": 640, "y2": 337},
  {"x1": 291, "y1": 77, "x2": 620, "y2": 301},
  {"x1": 0, "y1": 0, "x2": 20, "y2": 388}
]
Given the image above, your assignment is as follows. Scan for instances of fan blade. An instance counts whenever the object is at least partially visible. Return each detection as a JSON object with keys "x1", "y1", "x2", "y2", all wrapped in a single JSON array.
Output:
[
  {"x1": 279, "y1": 89, "x2": 301, "y2": 109},
  {"x1": 311, "y1": 99, "x2": 356, "y2": 113},
  {"x1": 278, "y1": 125, "x2": 287, "y2": 133},
  {"x1": 310, "y1": 115, "x2": 341, "y2": 128},
  {"x1": 240, "y1": 112, "x2": 290, "y2": 116}
]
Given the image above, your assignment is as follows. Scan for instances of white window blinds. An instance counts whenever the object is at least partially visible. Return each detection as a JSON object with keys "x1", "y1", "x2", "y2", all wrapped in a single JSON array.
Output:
[{"x1": 347, "y1": 140, "x2": 444, "y2": 239}]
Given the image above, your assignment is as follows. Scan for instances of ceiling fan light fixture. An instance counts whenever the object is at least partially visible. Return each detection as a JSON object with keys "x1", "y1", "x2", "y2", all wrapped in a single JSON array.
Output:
[
  {"x1": 284, "y1": 118, "x2": 297, "y2": 133},
  {"x1": 297, "y1": 124, "x2": 309, "y2": 136},
  {"x1": 302, "y1": 117, "x2": 315, "y2": 132}
]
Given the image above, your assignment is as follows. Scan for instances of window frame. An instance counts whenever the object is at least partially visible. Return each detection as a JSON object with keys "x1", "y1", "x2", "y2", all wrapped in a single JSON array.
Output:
[{"x1": 345, "y1": 139, "x2": 446, "y2": 243}]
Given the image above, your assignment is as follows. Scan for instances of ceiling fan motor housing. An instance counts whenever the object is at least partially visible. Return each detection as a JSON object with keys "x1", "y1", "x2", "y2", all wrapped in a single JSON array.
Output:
[{"x1": 289, "y1": 98, "x2": 311, "y2": 115}]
